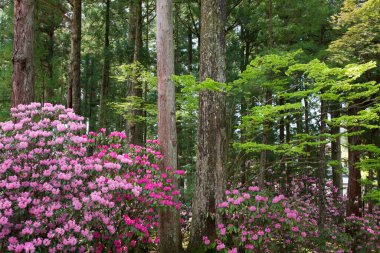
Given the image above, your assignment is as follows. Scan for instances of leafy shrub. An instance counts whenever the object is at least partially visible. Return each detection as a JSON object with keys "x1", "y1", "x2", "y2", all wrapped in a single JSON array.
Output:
[
  {"x1": 204, "y1": 178, "x2": 380, "y2": 252},
  {"x1": 0, "y1": 103, "x2": 182, "y2": 252}
]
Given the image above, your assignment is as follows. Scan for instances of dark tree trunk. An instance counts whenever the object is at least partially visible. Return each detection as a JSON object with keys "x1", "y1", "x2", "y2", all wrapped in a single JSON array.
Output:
[
  {"x1": 239, "y1": 96, "x2": 248, "y2": 186},
  {"x1": 187, "y1": 26, "x2": 193, "y2": 73},
  {"x1": 318, "y1": 99, "x2": 327, "y2": 227},
  {"x1": 156, "y1": 0, "x2": 182, "y2": 252},
  {"x1": 330, "y1": 102, "x2": 343, "y2": 197},
  {"x1": 189, "y1": 0, "x2": 227, "y2": 250},
  {"x1": 127, "y1": 0, "x2": 144, "y2": 146},
  {"x1": 12, "y1": 0, "x2": 35, "y2": 107},
  {"x1": 285, "y1": 116, "x2": 291, "y2": 195},
  {"x1": 267, "y1": 0, "x2": 273, "y2": 48},
  {"x1": 44, "y1": 29, "x2": 54, "y2": 102},
  {"x1": 347, "y1": 103, "x2": 362, "y2": 217},
  {"x1": 259, "y1": 89, "x2": 272, "y2": 189},
  {"x1": 99, "y1": 0, "x2": 110, "y2": 129},
  {"x1": 279, "y1": 97, "x2": 286, "y2": 192},
  {"x1": 68, "y1": 0, "x2": 81, "y2": 114},
  {"x1": 304, "y1": 97, "x2": 309, "y2": 135}
]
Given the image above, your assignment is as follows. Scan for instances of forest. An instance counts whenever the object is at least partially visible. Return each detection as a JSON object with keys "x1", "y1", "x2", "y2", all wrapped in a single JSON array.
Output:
[{"x1": 0, "y1": 0, "x2": 380, "y2": 252}]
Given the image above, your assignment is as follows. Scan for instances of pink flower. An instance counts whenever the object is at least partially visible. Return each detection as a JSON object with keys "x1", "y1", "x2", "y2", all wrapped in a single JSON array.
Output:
[
  {"x1": 228, "y1": 248, "x2": 238, "y2": 253},
  {"x1": 216, "y1": 243, "x2": 225, "y2": 251},
  {"x1": 18, "y1": 141, "x2": 28, "y2": 149},
  {"x1": 203, "y1": 236, "x2": 210, "y2": 245},
  {"x1": 248, "y1": 186, "x2": 259, "y2": 192},
  {"x1": 56, "y1": 124, "x2": 66, "y2": 132},
  {"x1": 245, "y1": 244, "x2": 254, "y2": 249}
]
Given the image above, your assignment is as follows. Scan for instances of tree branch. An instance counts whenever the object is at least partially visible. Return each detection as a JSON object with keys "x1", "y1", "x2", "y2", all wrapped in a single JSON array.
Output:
[{"x1": 39, "y1": 0, "x2": 71, "y2": 23}]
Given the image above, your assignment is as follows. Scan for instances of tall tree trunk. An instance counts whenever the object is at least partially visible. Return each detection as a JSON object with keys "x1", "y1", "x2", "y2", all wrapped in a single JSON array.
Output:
[
  {"x1": 285, "y1": 116, "x2": 291, "y2": 195},
  {"x1": 267, "y1": 0, "x2": 273, "y2": 48},
  {"x1": 174, "y1": 1, "x2": 180, "y2": 74},
  {"x1": 189, "y1": 0, "x2": 227, "y2": 250},
  {"x1": 259, "y1": 89, "x2": 272, "y2": 189},
  {"x1": 187, "y1": 26, "x2": 193, "y2": 73},
  {"x1": 44, "y1": 28, "x2": 54, "y2": 102},
  {"x1": 279, "y1": 97, "x2": 286, "y2": 192},
  {"x1": 99, "y1": 0, "x2": 110, "y2": 129},
  {"x1": 156, "y1": 0, "x2": 182, "y2": 252},
  {"x1": 330, "y1": 102, "x2": 343, "y2": 197},
  {"x1": 127, "y1": 0, "x2": 144, "y2": 146},
  {"x1": 318, "y1": 99, "x2": 327, "y2": 227},
  {"x1": 347, "y1": 103, "x2": 362, "y2": 217},
  {"x1": 258, "y1": 0, "x2": 274, "y2": 189},
  {"x1": 68, "y1": 0, "x2": 81, "y2": 114},
  {"x1": 12, "y1": 0, "x2": 35, "y2": 107}
]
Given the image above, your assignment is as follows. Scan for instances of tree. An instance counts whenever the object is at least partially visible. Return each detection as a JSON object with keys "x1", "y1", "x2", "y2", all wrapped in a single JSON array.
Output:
[
  {"x1": 67, "y1": 0, "x2": 82, "y2": 114},
  {"x1": 156, "y1": 0, "x2": 182, "y2": 252},
  {"x1": 12, "y1": 0, "x2": 35, "y2": 106},
  {"x1": 99, "y1": 0, "x2": 111, "y2": 128},
  {"x1": 126, "y1": 0, "x2": 144, "y2": 145},
  {"x1": 328, "y1": 0, "x2": 380, "y2": 68},
  {"x1": 189, "y1": 0, "x2": 227, "y2": 249}
]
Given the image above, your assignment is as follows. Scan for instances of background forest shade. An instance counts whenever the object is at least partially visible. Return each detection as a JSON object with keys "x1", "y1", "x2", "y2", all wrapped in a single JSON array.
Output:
[{"x1": 1, "y1": 0, "x2": 380, "y2": 211}]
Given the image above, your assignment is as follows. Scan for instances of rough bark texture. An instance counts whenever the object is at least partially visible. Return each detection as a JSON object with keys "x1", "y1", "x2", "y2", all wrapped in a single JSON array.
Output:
[
  {"x1": 347, "y1": 103, "x2": 362, "y2": 217},
  {"x1": 12, "y1": 0, "x2": 35, "y2": 107},
  {"x1": 189, "y1": 0, "x2": 227, "y2": 250},
  {"x1": 156, "y1": 1, "x2": 182, "y2": 252},
  {"x1": 99, "y1": 0, "x2": 110, "y2": 129},
  {"x1": 68, "y1": 0, "x2": 82, "y2": 114},
  {"x1": 127, "y1": 0, "x2": 144, "y2": 146}
]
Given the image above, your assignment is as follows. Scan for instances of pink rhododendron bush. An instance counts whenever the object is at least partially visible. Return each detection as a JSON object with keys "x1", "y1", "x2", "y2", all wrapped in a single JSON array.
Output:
[
  {"x1": 0, "y1": 103, "x2": 182, "y2": 252},
  {"x1": 204, "y1": 179, "x2": 380, "y2": 253}
]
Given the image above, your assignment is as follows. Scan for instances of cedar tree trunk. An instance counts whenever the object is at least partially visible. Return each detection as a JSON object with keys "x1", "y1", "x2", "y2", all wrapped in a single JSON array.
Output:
[
  {"x1": 189, "y1": 0, "x2": 227, "y2": 250},
  {"x1": 156, "y1": 0, "x2": 182, "y2": 252},
  {"x1": 12, "y1": 0, "x2": 35, "y2": 106}
]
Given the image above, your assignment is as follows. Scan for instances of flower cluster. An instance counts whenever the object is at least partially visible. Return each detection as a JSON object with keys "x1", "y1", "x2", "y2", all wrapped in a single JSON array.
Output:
[
  {"x1": 0, "y1": 103, "x2": 182, "y2": 252},
  {"x1": 204, "y1": 178, "x2": 380, "y2": 252}
]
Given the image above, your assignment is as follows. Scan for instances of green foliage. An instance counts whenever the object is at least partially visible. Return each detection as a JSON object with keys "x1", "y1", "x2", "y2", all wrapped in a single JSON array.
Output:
[
  {"x1": 234, "y1": 50, "x2": 304, "y2": 94},
  {"x1": 0, "y1": 3, "x2": 13, "y2": 121},
  {"x1": 328, "y1": 0, "x2": 380, "y2": 65},
  {"x1": 235, "y1": 47, "x2": 380, "y2": 191},
  {"x1": 112, "y1": 62, "x2": 157, "y2": 128}
]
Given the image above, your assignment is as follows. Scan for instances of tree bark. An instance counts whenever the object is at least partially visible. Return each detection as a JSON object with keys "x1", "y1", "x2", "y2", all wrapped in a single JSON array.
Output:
[
  {"x1": 317, "y1": 99, "x2": 327, "y2": 227},
  {"x1": 12, "y1": 0, "x2": 35, "y2": 107},
  {"x1": 127, "y1": 0, "x2": 144, "y2": 146},
  {"x1": 187, "y1": 26, "x2": 193, "y2": 73},
  {"x1": 189, "y1": 0, "x2": 227, "y2": 250},
  {"x1": 68, "y1": 0, "x2": 81, "y2": 114},
  {"x1": 259, "y1": 89, "x2": 272, "y2": 189},
  {"x1": 99, "y1": 0, "x2": 110, "y2": 129},
  {"x1": 347, "y1": 103, "x2": 362, "y2": 217},
  {"x1": 285, "y1": 116, "x2": 291, "y2": 195},
  {"x1": 267, "y1": 0, "x2": 273, "y2": 48},
  {"x1": 330, "y1": 102, "x2": 343, "y2": 197},
  {"x1": 156, "y1": 0, "x2": 182, "y2": 252}
]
